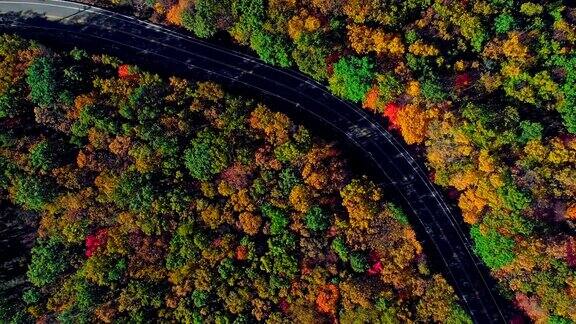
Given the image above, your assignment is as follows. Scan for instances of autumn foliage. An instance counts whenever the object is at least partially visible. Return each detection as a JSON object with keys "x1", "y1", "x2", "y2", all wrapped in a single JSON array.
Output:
[
  {"x1": 383, "y1": 102, "x2": 401, "y2": 129},
  {"x1": 0, "y1": 36, "x2": 467, "y2": 323},
  {"x1": 362, "y1": 86, "x2": 379, "y2": 111},
  {"x1": 78, "y1": 0, "x2": 576, "y2": 320},
  {"x1": 165, "y1": 0, "x2": 189, "y2": 25},
  {"x1": 85, "y1": 228, "x2": 108, "y2": 257},
  {"x1": 315, "y1": 284, "x2": 339, "y2": 314},
  {"x1": 117, "y1": 64, "x2": 137, "y2": 79}
]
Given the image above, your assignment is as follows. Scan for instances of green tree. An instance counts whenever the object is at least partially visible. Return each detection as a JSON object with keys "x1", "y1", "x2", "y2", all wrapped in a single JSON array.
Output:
[
  {"x1": 447, "y1": 306, "x2": 473, "y2": 324},
  {"x1": 27, "y1": 238, "x2": 68, "y2": 287},
  {"x1": 118, "y1": 280, "x2": 164, "y2": 316},
  {"x1": 331, "y1": 236, "x2": 349, "y2": 262},
  {"x1": 329, "y1": 56, "x2": 375, "y2": 103},
  {"x1": 387, "y1": 203, "x2": 410, "y2": 225},
  {"x1": 218, "y1": 258, "x2": 236, "y2": 280},
  {"x1": 191, "y1": 290, "x2": 208, "y2": 308},
  {"x1": 518, "y1": 120, "x2": 543, "y2": 143},
  {"x1": 230, "y1": 0, "x2": 265, "y2": 43},
  {"x1": 182, "y1": 0, "x2": 231, "y2": 39},
  {"x1": 112, "y1": 170, "x2": 154, "y2": 212},
  {"x1": 28, "y1": 140, "x2": 57, "y2": 172},
  {"x1": 548, "y1": 316, "x2": 573, "y2": 324},
  {"x1": 555, "y1": 56, "x2": 576, "y2": 133},
  {"x1": 481, "y1": 211, "x2": 534, "y2": 237},
  {"x1": 71, "y1": 104, "x2": 119, "y2": 139},
  {"x1": 184, "y1": 130, "x2": 230, "y2": 181},
  {"x1": 261, "y1": 204, "x2": 289, "y2": 235},
  {"x1": 278, "y1": 168, "x2": 300, "y2": 196},
  {"x1": 166, "y1": 223, "x2": 199, "y2": 270},
  {"x1": 292, "y1": 33, "x2": 329, "y2": 81},
  {"x1": 494, "y1": 13, "x2": 515, "y2": 34},
  {"x1": 497, "y1": 181, "x2": 532, "y2": 211},
  {"x1": 22, "y1": 288, "x2": 40, "y2": 305},
  {"x1": 470, "y1": 225, "x2": 516, "y2": 269},
  {"x1": 350, "y1": 251, "x2": 368, "y2": 273},
  {"x1": 12, "y1": 175, "x2": 55, "y2": 211},
  {"x1": 274, "y1": 141, "x2": 301, "y2": 162},
  {"x1": 420, "y1": 78, "x2": 446, "y2": 103},
  {"x1": 0, "y1": 88, "x2": 23, "y2": 119},
  {"x1": 122, "y1": 83, "x2": 164, "y2": 122},
  {"x1": 0, "y1": 156, "x2": 17, "y2": 189},
  {"x1": 264, "y1": 233, "x2": 298, "y2": 278},
  {"x1": 250, "y1": 30, "x2": 292, "y2": 67},
  {"x1": 61, "y1": 278, "x2": 98, "y2": 321},
  {"x1": 304, "y1": 206, "x2": 330, "y2": 231},
  {"x1": 26, "y1": 57, "x2": 59, "y2": 107},
  {"x1": 377, "y1": 72, "x2": 403, "y2": 104},
  {"x1": 107, "y1": 259, "x2": 127, "y2": 283}
]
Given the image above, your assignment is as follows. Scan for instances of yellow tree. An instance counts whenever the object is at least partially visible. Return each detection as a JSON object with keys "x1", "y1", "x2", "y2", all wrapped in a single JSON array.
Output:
[
  {"x1": 343, "y1": 0, "x2": 379, "y2": 24},
  {"x1": 249, "y1": 104, "x2": 293, "y2": 146},
  {"x1": 340, "y1": 178, "x2": 382, "y2": 229},
  {"x1": 301, "y1": 145, "x2": 347, "y2": 191},
  {"x1": 310, "y1": 0, "x2": 342, "y2": 15},
  {"x1": 396, "y1": 104, "x2": 430, "y2": 145},
  {"x1": 362, "y1": 86, "x2": 380, "y2": 111},
  {"x1": 566, "y1": 203, "x2": 576, "y2": 221},
  {"x1": 166, "y1": 0, "x2": 190, "y2": 26},
  {"x1": 239, "y1": 212, "x2": 262, "y2": 235},
  {"x1": 416, "y1": 275, "x2": 457, "y2": 322},
  {"x1": 502, "y1": 32, "x2": 530, "y2": 61},
  {"x1": 289, "y1": 184, "x2": 312, "y2": 213},
  {"x1": 347, "y1": 24, "x2": 374, "y2": 54},
  {"x1": 408, "y1": 40, "x2": 439, "y2": 57},
  {"x1": 347, "y1": 25, "x2": 404, "y2": 56},
  {"x1": 458, "y1": 188, "x2": 486, "y2": 224},
  {"x1": 288, "y1": 10, "x2": 321, "y2": 40}
]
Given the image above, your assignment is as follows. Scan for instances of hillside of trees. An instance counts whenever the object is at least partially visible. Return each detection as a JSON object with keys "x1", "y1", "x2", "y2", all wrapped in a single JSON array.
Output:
[
  {"x1": 0, "y1": 35, "x2": 471, "y2": 323},
  {"x1": 75, "y1": 1, "x2": 576, "y2": 321}
]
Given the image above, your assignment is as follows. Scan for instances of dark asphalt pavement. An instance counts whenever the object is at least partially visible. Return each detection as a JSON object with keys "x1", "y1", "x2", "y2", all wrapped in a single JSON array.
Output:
[{"x1": 0, "y1": 1, "x2": 512, "y2": 322}]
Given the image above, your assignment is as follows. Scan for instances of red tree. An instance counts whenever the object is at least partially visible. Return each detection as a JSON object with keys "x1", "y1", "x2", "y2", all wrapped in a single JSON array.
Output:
[
  {"x1": 454, "y1": 73, "x2": 472, "y2": 89},
  {"x1": 278, "y1": 298, "x2": 290, "y2": 313},
  {"x1": 236, "y1": 245, "x2": 248, "y2": 261},
  {"x1": 368, "y1": 250, "x2": 383, "y2": 275},
  {"x1": 118, "y1": 64, "x2": 136, "y2": 79},
  {"x1": 85, "y1": 228, "x2": 108, "y2": 257},
  {"x1": 383, "y1": 102, "x2": 402, "y2": 129}
]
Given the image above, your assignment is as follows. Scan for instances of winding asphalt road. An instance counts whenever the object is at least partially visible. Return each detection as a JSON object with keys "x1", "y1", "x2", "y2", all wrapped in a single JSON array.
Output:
[{"x1": 0, "y1": 1, "x2": 511, "y2": 322}]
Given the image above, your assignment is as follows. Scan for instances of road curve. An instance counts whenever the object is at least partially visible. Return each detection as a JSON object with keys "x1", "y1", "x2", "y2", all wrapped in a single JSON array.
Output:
[{"x1": 0, "y1": 1, "x2": 511, "y2": 322}]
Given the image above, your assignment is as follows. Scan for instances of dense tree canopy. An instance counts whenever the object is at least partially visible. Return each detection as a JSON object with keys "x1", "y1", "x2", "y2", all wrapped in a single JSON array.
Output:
[
  {"x1": 9, "y1": 0, "x2": 576, "y2": 319},
  {"x1": 0, "y1": 35, "x2": 468, "y2": 323},
  {"x1": 80, "y1": 1, "x2": 576, "y2": 321},
  {"x1": 121, "y1": 0, "x2": 576, "y2": 320}
]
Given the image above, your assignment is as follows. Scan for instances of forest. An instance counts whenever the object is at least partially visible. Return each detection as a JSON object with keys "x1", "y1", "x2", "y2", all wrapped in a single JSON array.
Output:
[
  {"x1": 72, "y1": 0, "x2": 576, "y2": 322},
  {"x1": 0, "y1": 35, "x2": 472, "y2": 323}
]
